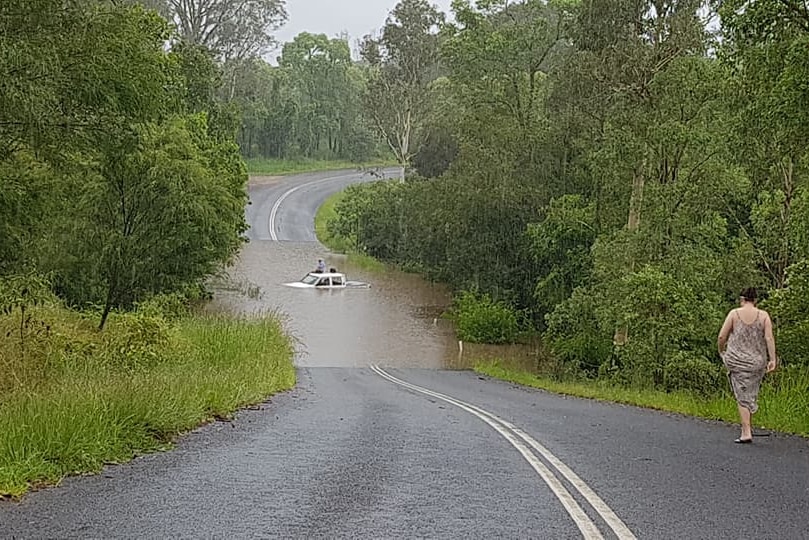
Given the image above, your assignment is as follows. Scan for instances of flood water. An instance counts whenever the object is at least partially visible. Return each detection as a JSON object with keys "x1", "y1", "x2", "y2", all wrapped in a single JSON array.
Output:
[{"x1": 208, "y1": 175, "x2": 540, "y2": 371}]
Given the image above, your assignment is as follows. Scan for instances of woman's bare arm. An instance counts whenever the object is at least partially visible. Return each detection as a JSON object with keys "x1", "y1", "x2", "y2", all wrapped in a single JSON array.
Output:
[
  {"x1": 763, "y1": 311, "x2": 777, "y2": 371},
  {"x1": 717, "y1": 311, "x2": 735, "y2": 354}
]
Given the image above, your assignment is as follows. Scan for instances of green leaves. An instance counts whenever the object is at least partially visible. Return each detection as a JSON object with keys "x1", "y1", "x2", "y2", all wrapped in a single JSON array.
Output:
[
  {"x1": 361, "y1": 0, "x2": 445, "y2": 176},
  {"x1": 0, "y1": 1, "x2": 249, "y2": 329},
  {"x1": 0, "y1": 274, "x2": 54, "y2": 317}
]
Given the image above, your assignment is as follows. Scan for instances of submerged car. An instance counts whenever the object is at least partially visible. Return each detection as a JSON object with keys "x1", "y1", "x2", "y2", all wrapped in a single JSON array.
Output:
[{"x1": 284, "y1": 272, "x2": 370, "y2": 289}]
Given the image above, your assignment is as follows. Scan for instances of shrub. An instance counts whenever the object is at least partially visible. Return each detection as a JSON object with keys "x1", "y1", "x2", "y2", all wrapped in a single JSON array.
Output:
[
  {"x1": 545, "y1": 286, "x2": 613, "y2": 374},
  {"x1": 101, "y1": 311, "x2": 172, "y2": 369},
  {"x1": 450, "y1": 291, "x2": 520, "y2": 344},
  {"x1": 764, "y1": 260, "x2": 809, "y2": 366},
  {"x1": 662, "y1": 352, "x2": 726, "y2": 396},
  {"x1": 136, "y1": 292, "x2": 192, "y2": 321}
]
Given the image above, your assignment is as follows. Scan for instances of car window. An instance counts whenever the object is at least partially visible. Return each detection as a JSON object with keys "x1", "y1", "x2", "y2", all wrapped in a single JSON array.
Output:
[
  {"x1": 332, "y1": 276, "x2": 343, "y2": 285},
  {"x1": 316, "y1": 278, "x2": 329, "y2": 287},
  {"x1": 302, "y1": 274, "x2": 319, "y2": 285}
]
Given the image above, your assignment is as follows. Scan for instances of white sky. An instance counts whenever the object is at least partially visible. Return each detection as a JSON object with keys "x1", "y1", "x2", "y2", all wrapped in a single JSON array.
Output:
[{"x1": 271, "y1": 0, "x2": 454, "y2": 60}]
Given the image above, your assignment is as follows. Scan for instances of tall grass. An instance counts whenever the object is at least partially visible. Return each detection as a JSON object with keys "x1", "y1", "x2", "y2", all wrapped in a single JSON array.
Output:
[
  {"x1": 476, "y1": 360, "x2": 809, "y2": 437},
  {"x1": 245, "y1": 157, "x2": 394, "y2": 176},
  {"x1": 0, "y1": 306, "x2": 295, "y2": 498}
]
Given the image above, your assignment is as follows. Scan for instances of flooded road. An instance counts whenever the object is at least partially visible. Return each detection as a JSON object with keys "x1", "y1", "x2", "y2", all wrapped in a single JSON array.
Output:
[
  {"x1": 210, "y1": 169, "x2": 468, "y2": 369},
  {"x1": 8, "y1": 170, "x2": 809, "y2": 540}
]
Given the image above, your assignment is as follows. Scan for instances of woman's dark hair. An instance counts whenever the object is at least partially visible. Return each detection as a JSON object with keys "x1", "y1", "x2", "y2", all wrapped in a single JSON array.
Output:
[{"x1": 740, "y1": 288, "x2": 758, "y2": 302}]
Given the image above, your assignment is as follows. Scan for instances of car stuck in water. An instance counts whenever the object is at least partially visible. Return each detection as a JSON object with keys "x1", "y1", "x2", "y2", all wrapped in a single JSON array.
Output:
[{"x1": 284, "y1": 272, "x2": 370, "y2": 290}]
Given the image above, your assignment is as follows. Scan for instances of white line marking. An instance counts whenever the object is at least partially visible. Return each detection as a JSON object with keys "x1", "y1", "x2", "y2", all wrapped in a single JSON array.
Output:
[
  {"x1": 268, "y1": 172, "x2": 386, "y2": 241},
  {"x1": 370, "y1": 365, "x2": 637, "y2": 540}
]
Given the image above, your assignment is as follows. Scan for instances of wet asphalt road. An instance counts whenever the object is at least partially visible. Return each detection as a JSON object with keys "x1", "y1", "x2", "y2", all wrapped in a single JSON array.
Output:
[
  {"x1": 2, "y1": 171, "x2": 809, "y2": 539},
  {"x1": 246, "y1": 168, "x2": 394, "y2": 243}
]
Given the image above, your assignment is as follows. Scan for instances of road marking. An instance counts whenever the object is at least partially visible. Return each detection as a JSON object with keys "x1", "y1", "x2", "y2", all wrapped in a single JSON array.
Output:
[
  {"x1": 370, "y1": 365, "x2": 637, "y2": 540},
  {"x1": 267, "y1": 171, "x2": 389, "y2": 241},
  {"x1": 268, "y1": 174, "x2": 351, "y2": 241}
]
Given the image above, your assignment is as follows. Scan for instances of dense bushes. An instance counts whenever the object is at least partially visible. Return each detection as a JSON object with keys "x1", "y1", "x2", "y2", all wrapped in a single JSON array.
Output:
[
  {"x1": 450, "y1": 291, "x2": 522, "y2": 345},
  {"x1": 765, "y1": 261, "x2": 809, "y2": 366}
]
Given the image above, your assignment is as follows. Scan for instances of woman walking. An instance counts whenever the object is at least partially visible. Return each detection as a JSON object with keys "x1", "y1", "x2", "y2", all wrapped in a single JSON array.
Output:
[{"x1": 717, "y1": 288, "x2": 778, "y2": 443}]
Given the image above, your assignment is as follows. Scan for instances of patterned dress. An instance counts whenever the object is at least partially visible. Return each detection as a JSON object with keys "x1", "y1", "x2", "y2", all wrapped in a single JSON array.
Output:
[{"x1": 722, "y1": 309, "x2": 769, "y2": 413}]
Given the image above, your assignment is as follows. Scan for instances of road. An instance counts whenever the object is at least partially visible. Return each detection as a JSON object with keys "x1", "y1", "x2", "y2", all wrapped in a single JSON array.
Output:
[{"x1": 2, "y1": 170, "x2": 808, "y2": 539}]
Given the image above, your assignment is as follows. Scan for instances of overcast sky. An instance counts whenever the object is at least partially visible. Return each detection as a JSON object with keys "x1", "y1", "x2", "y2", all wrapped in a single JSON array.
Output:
[{"x1": 272, "y1": 0, "x2": 454, "y2": 59}]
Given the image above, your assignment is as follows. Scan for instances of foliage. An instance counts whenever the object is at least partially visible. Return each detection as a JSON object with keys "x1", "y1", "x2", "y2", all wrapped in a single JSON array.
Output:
[
  {"x1": 412, "y1": 125, "x2": 458, "y2": 178},
  {"x1": 57, "y1": 115, "x2": 248, "y2": 328},
  {"x1": 163, "y1": 0, "x2": 287, "y2": 62},
  {"x1": 0, "y1": 1, "x2": 249, "y2": 328},
  {"x1": 450, "y1": 291, "x2": 521, "y2": 345},
  {"x1": 0, "y1": 274, "x2": 56, "y2": 356},
  {"x1": 0, "y1": 304, "x2": 295, "y2": 498},
  {"x1": 544, "y1": 286, "x2": 613, "y2": 375},
  {"x1": 601, "y1": 265, "x2": 724, "y2": 388},
  {"x1": 360, "y1": 0, "x2": 445, "y2": 179},
  {"x1": 764, "y1": 260, "x2": 809, "y2": 366},
  {"x1": 475, "y1": 360, "x2": 809, "y2": 437},
  {"x1": 328, "y1": 0, "x2": 809, "y2": 400},
  {"x1": 662, "y1": 352, "x2": 725, "y2": 396},
  {"x1": 528, "y1": 195, "x2": 597, "y2": 317},
  {"x1": 232, "y1": 37, "x2": 382, "y2": 162}
]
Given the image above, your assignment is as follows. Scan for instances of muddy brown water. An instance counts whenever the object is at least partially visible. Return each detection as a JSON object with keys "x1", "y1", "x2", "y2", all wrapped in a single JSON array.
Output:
[{"x1": 208, "y1": 176, "x2": 539, "y2": 370}]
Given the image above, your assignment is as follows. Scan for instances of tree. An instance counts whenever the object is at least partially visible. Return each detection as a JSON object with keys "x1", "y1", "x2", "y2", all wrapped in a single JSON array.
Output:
[
  {"x1": 68, "y1": 116, "x2": 247, "y2": 329},
  {"x1": 279, "y1": 33, "x2": 354, "y2": 157},
  {"x1": 361, "y1": 0, "x2": 445, "y2": 181},
  {"x1": 158, "y1": 0, "x2": 287, "y2": 100},
  {"x1": 443, "y1": 0, "x2": 573, "y2": 160},
  {"x1": 0, "y1": 0, "x2": 249, "y2": 331},
  {"x1": 164, "y1": 0, "x2": 286, "y2": 61},
  {"x1": 0, "y1": 0, "x2": 177, "y2": 277},
  {"x1": 720, "y1": 0, "x2": 809, "y2": 288}
]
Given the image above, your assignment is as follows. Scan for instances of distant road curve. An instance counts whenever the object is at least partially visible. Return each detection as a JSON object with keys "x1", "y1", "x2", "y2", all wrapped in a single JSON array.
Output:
[{"x1": 246, "y1": 167, "x2": 398, "y2": 243}]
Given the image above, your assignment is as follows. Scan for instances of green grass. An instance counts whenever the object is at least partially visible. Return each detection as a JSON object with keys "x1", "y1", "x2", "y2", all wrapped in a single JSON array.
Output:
[
  {"x1": 314, "y1": 189, "x2": 386, "y2": 272},
  {"x1": 245, "y1": 157, "x2": 395, "y2": 176},
  {"x1": 475, "y1": 360, "x2": 809, "y2": 437},
  {"x1": 0, "y1": 307, "x2": 295, "y2": 498}
]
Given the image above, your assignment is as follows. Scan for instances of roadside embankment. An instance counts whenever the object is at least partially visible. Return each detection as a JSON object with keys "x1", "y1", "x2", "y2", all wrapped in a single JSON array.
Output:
[
  {"x1": 0, "y1": 302, "x2": 295, "y2": 498},
  {"x1": 475, "y1": 361, "x2": 809, "y2": 437}
]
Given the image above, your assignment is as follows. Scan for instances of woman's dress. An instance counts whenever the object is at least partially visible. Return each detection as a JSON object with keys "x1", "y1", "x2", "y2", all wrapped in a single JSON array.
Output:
[{"x1": 722, "y1": 310, "x2": 768, "y2": 413}]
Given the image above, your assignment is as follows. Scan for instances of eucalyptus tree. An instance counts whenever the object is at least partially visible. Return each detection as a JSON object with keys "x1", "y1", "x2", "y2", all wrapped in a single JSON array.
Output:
[
  {"x1": 279, "y1": 33, "x2": 354, "y2": 157},
  {"x1": 230, "y1": 58, "x2": 298, "y2": 158},
  {"x1": 361, "y1": 0, "x2": 445, "y2": 181},
  {"x1": 720, "y1": 0, "x2": 809, "y2": 288},
  {"x1": 76, "y1": 117, "x2": 247, "y2": 329},
  {"x1": 0, "y1": 0, "x2": 177, "y2": 277},
  {"x1": 163, "y1": 0, "x2": 286, "y2": 60}
]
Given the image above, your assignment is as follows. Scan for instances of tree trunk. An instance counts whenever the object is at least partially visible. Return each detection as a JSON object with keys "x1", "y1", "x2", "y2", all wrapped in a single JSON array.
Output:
[
  {"x1": 776, "y1": 156, "x2": 795, "y2": 288},
  {"x1": 614, "y1": 163, "x2": 646, "y2": 346},
  {"x1": 99, "y1": 274, "x2": 118, "y2": 331}
]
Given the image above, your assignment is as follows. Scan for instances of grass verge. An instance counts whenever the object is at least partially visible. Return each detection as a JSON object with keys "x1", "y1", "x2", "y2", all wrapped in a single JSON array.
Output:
[
  {"x1": 314, "y1": 189, "x2": 386, "y2": 272},
  {"x1": 475, "y1": 361, "x2": 809, "y2": 437},
  {"x1": 245, "y1": 157, "x2": 394, "y2": 176},
  {"x1": 0, "y1": 306, "x2": 295, "y2": 498}
]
